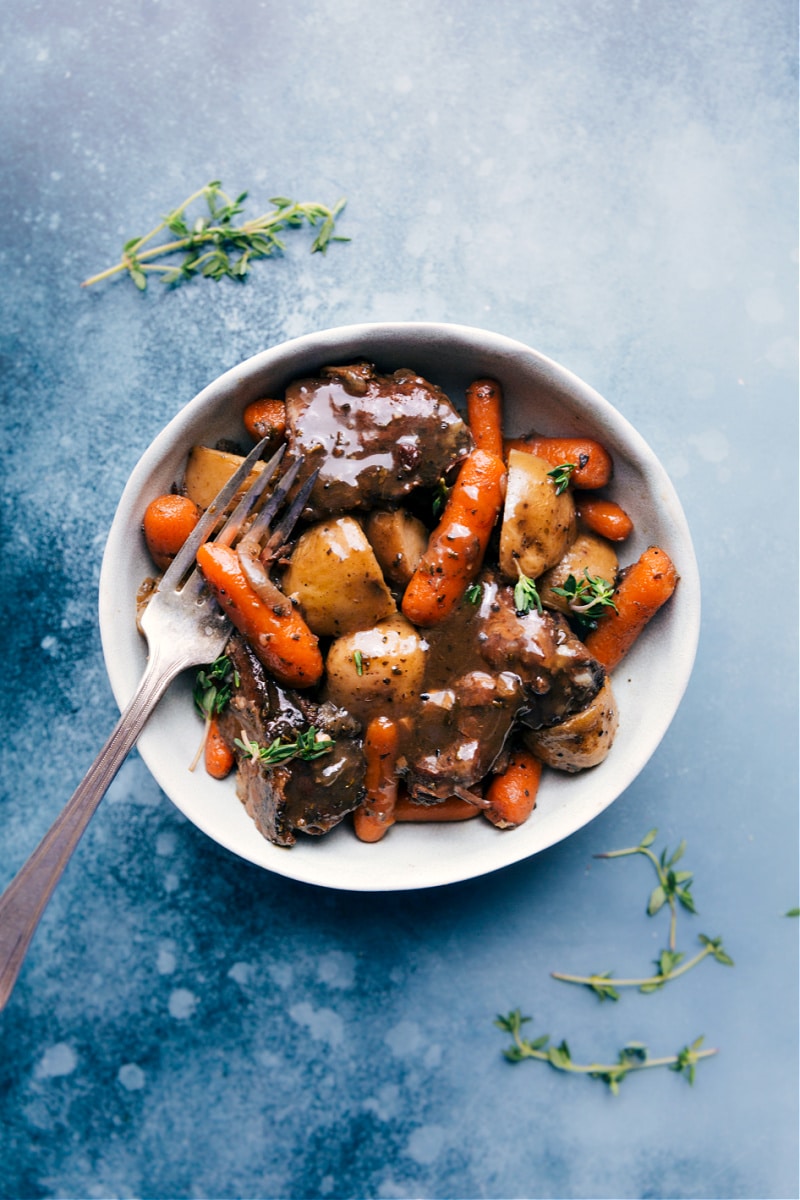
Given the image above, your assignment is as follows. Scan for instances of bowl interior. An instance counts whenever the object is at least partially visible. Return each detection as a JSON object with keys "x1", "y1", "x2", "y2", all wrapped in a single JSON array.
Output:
[{"x1": 99, "y1": 322, "x2": 700, "y2": 891}]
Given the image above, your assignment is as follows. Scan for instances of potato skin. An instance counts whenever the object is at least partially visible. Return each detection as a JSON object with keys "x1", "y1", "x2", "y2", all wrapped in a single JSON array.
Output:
[
  {"x1": 539, "y1": 532, "x2": 619, "y2": 615},
  {"x1": 324, "y1": 614, "x2": 427, "y2": 722},
  {"x1": 499, "y1": 450, "x2": 576, "y2": 581},
  {"x1": 523, "y1": 678, "x2": 618, "y2": 772},
  {"x1": 364, "y1": 508, "x2": 429, "y2": 588},
  {"x1": 282, "y1": 516, "x2": 396, "y2": 637}
]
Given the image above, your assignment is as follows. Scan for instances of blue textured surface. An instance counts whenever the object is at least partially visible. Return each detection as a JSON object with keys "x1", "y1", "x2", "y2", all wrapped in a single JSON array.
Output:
[{"x1": 1, "y1": 2, "x2": 797, "y2": 1198}]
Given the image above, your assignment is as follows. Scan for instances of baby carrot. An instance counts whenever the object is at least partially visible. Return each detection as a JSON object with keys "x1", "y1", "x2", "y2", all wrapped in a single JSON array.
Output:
[
  {"x1": 353, "y1": 716, "x2": 400, "y2": 843},
  {"x1": 394, "y1": 795, "x2": 481, "y2": 822},
  {"x1": 196, "y1": 541, "x2": 323, "y2": 688},
  {"x1": 143, "y1": 493, "x2": 201, "y2": 572},
  {"x1": 205, "y1": 716, "x2": 235, "y2": 779},
  {"x1": 583, "y1": 545, "x2": 679, "y2": 670},
  {"x1": 242, "y1": 398, "x2": 287, "y2": 451},
  {"x1": 504, "y1": 436, "x2": 613, "y2": 489},
  {"x1": 401, "y1": 449, "x2": 506, "y2": 627},
  {"x1": 575, "y1": 496, "x2": 634, "y2": 541},
  {"x1": 466, "y1": 378, "x2": 504, "y2": 459},
  {"x1": 484, "y1": 748, "x2": 542, "y2": 829}
]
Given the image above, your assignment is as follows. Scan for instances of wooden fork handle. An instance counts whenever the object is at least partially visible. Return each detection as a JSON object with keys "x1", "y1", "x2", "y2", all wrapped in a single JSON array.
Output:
[{"x1": 0, "y1": 651, "x2": 184, "y2": 1012}]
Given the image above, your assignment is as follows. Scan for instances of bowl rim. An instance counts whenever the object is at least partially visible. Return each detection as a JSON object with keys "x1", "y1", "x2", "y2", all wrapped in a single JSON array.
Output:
[{"x1": 99, "y1": 320, "x2": 701, "y2": 891}]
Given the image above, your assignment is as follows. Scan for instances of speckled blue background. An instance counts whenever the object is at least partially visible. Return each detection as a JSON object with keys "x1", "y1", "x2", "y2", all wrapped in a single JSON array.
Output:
[{"x1": 1, "y1": 2, "x2": 797, "y2": 1198}]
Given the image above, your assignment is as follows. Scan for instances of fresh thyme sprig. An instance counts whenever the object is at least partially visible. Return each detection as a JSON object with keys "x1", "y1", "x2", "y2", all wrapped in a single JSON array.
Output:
[
  {"x1": 513, "y1": 567, "x2": 543, "y2": 615},
  {"x1": 235, "y1": 726, "x2": 335, "y2": 766},
  {"x1": 551, "y1": 935, "x2": 733, "y2": 1000},
  {"x1": 82, "y1": 181, "x2": 348, "y2": 291},
  {"x1": 551, "y1": 829, "x2": 733, "y2": 999},
  {"x1": 551, "y1": 571, "x2": 618, "y2": 621},
  {"x1": 495, "y1": 1010, "x2": 716, "y2": 1094},
  {"x1": 189, "y1": 656, "x2": 239, "y2": 771},
  {"x1": 547, "y1": 462, "x2": 577, "y2": 495}
]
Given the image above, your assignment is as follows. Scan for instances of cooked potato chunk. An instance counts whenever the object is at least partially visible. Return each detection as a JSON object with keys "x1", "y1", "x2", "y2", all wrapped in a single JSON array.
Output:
[
  {"x1": 282, "y1": 516, "x2": 396, "y2": 637},
  {"x1": 539, "y1": 532, "x2": 619, "y2": 615},
  {"x1": 523, "y1": 678, "x2": 618, "y2": 772},
  {"x1": 184, "y1": 445, "x2": 264, "y2": 509},
  {"x1": 364, "y1": 508, "x2": 430, "y2": 588},
  {"x1": 499, "y1": 449, "x2": 576, "y2": 581},
  {"x1": 324, "y1": 614, "x2": 427, "y2": 721}
]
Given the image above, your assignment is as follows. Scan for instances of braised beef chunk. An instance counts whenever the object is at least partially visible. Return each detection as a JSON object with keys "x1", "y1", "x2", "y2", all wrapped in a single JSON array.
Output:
[
  {"x1": 234, "y1": 749, "x2": 366, "y2": 848},
  {"x1": 403, "y1": 669, "x2": 525, "y2": 804},
  {"x1": 284, "y1": 362, "x2": 473, "y2": 517},
  {"x1": 403, "y1": 572, "x2": 605, "y2": 803},
  {"x1": 473, "y1": 576, "x2": 606, "y2": 730},
  {"x1": 218, "y1": 635, "x2": 365, "y2": 847}
]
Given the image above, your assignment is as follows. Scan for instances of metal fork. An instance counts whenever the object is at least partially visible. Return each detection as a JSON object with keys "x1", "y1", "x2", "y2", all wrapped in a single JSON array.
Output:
[{"x1": 0, "y1": 438, "x2": 311, "y2": 1011}]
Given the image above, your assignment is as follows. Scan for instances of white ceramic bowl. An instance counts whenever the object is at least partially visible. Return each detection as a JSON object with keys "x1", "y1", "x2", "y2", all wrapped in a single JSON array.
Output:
[{"x1": 99, "y1": 322, "x2": 700, "y2": 891}]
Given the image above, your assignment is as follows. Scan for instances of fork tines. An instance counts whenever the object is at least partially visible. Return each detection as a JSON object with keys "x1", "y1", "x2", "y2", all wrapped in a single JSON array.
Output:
[{"x1": 158, "y1": 439, "x2": 297, "y2": 590}]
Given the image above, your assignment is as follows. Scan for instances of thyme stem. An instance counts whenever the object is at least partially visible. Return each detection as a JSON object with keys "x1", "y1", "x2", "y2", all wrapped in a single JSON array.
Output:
[
  {"x1": 510, "y1": 1033, "x2": 716, "y2": 1076},
  {"x1": 551, "y1": 943, "x2": 715, "y2": 990}
]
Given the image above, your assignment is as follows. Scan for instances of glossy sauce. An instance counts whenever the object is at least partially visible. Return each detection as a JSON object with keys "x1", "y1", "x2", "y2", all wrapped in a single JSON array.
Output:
[{"x1": 285, "y1": 364, "x2": 473, "y2": 516}]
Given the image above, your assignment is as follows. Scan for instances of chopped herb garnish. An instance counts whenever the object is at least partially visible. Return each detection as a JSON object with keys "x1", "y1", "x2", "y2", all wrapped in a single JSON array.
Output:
[
  {"x1": 431, "y1": 477, "x2": 450, "y2": 519},
  {"x1": 547, "y1": 462, "x2": 577, "y2": 495},
  {"x1": 551, "y1": 570, "x2": 618, "y2": 620},
  {"x1": 513, "y1": 569, "x2": 543, "y2": 615},
  {"x1": 235, "y1": 726, "x2": 335, "y2": 766},
  {"x1": 193, "y1": 655, "x2": 238, "y2": 721}
]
